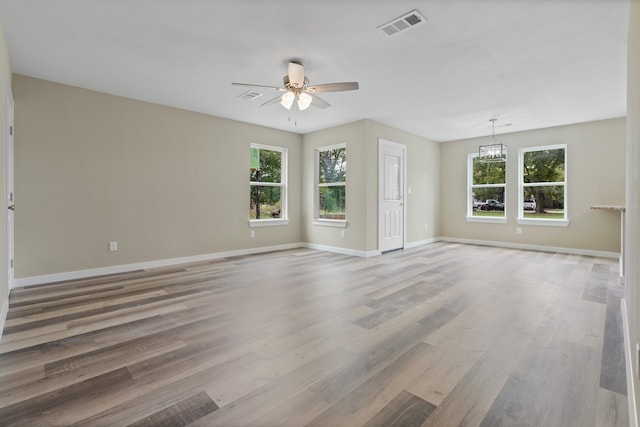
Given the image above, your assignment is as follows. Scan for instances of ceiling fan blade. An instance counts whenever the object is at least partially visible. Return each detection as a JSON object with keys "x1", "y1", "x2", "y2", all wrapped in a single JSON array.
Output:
[
  {"x1": 310, "y1": 94, "x2": 330, "y2": 109},
  {"x1": 307, "y1": 82, "x2": 359, "y2": 93},
  {"x1": 232, "y1": 82, "x2": 286, "y2": 91},
  {"x1": 260, "y1": 95, "x2": 283, "y2": 107}
]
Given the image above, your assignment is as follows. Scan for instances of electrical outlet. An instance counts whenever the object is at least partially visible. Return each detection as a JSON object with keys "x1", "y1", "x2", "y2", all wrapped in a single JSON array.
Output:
[
  {"x1": 341, "y1": 229, "x2": 346, "y2": 238},
  {"x1": 109, "y1": 241, "x2": 118, "y2": 251},
  {"x1": 250, "y1": 230, "x2": 255, "y2": 238},
  {"x1": 516, "y1": 227, "x2": 522, "y2": 235}
]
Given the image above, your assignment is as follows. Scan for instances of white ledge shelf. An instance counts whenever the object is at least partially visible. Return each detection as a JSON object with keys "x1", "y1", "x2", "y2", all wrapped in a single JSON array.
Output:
[{"x1": 590, "y1": 205, "x2": 626, "y2": 211}]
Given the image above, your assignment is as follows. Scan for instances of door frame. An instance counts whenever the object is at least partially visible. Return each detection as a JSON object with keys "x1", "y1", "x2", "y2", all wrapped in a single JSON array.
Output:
[
  {"x1": 4, "y1": 72, "x2": 14, "y2": 292},
  {"x1": 378, "y1": 138, "x2": 407, "y2": 252}
]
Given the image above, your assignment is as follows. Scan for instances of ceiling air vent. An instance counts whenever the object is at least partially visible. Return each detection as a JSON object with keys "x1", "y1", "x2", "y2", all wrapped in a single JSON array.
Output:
[
  {"x1": 238, "y1": 90, "x2": 263, "y2": 100},
  {"x1": 378, "y1": 9, "x2": 425, "y2": 36}
]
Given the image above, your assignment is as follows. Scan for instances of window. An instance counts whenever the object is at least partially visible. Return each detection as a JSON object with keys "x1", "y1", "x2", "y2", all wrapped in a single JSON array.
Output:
[
  {"x1": 314, "y1": 144, "x2": 346, "y2": 225},
  {"x1": 518, "y1": 144, "x2": 567, "y2": 226},
  {"x1": 467, "y1": 153, "x2": 507, "y2": 222},
  {"x1": 249, "y1": 144, "x2": 287, "y2": 226}
]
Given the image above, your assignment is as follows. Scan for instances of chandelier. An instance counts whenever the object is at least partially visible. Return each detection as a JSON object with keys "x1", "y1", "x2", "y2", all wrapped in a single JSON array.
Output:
[{"x1": 478, "y1": 118, "x2": 506, "y2": 163}]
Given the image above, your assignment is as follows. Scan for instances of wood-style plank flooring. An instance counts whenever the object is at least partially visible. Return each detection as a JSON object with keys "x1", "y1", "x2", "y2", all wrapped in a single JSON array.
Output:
[{"x1": 0, "y1": 243, "x2": 629, "y2": 426}]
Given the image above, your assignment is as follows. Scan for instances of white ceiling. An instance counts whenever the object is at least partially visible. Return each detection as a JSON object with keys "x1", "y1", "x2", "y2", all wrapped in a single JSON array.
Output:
[{"x1": 0, "y1": 0, "x2": 629, "y2": 142}]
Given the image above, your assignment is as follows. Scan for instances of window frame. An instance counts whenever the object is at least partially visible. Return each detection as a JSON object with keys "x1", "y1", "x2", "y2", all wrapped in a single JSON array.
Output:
[
  {"x1": 249, "y1": 143, "x2": 288, "y2": 227},
  {"x1": 467, "y1": 152, "x2": 508, "y2": 224},
  {"x1": 517, "y1": 143, "x2": 568, "y2": 227},
  {"x1": 313, "y1": 143, "x2": 347, "y2": 228}
]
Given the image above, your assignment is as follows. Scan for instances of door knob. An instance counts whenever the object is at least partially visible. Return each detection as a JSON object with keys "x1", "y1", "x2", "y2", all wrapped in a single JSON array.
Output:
[{"x1": 8, "y1": 205, "x2": 15, "y2": 211}]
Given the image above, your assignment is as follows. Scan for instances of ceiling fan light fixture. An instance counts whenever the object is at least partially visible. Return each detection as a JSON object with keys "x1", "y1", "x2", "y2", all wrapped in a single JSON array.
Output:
[
  {"x1": 297, "y1": 92, "x2": 312, "y2": 110},
  {"x1": 281, "y1": 91, "x2": 295, "y2": 110}
]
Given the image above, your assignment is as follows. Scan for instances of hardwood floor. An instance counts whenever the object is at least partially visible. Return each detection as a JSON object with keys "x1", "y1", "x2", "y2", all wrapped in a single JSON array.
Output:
[{"x1": 0, "y1": 242, "x2": 629, "y2": 426}]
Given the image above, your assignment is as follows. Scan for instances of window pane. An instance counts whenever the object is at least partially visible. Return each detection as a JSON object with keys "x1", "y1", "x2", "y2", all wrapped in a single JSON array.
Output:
[
  {"x1": 319, "y1": 147, "x2": 346, "y2": 184},
  {"x1": 250, "y1": 148, "x2": 281, "y2": 183},
  {"x1": 471, "y1": 187, "x2": 505, "y2": 217},
  {"x1": 473, "y1": 157, "x2": 506, "y2": 185},
  {"x1": 249, "y1": 186, "x2": 281, "y2": 219},
  {"x1": 523, "y1": 185, "x2": 564, "y2": 218},
  {"x1": 523, "y1": 148, "x2": 565, "y2": 183},
  {"x1": 319, "y1": 186, "x2": 345, "y2": 219}
]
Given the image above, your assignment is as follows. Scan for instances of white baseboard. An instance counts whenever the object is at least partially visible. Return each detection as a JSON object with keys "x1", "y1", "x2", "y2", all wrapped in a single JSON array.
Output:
[
  {"x1": 303, "y1": 243, "x2": 380, "y2": 258},
  {"x1": 13, "y1": 237, "x2": 619, "y2": 288},
  {"x1": 439, "y1": 236, "x2": 619, "y2": 259},
  {"x1": 622, "y1": 298, "x2": 639, "y2": 427},
  {"x1": 14, "y1": 243, "x2": 306, "y2": 288},
  {"x1": 0, "y1": 297, "x2": 8, "y2": 343},
  {"x1": 14, "y1": 242, "x2": 383, "y2": 287},
  {"x1": 304, "y1": 237, "x2": 440, "y2": 256},
  {"x1": 404, "y1": 238, "x2": 440, "y2": 249}
]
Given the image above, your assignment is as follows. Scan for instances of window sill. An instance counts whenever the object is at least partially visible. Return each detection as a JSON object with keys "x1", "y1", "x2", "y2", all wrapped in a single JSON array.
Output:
[
  {"x1": 466, "y1": 216, "x2": 508, "y2": 224},
  {"x1": 517, "y1": 218, "x2": 569, "y2": 227},
  {"x1": 249, "y1": 219, "x2": 289, "y2": 228},
  {"x1": 312, "y1": 219, "x2": 347, "y2": 228}
]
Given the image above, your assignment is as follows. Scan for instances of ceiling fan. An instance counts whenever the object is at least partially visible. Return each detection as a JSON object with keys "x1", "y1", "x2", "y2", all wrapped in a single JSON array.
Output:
[{"x1": 232, "y1": 61, "x2": 359, "y2": 111}]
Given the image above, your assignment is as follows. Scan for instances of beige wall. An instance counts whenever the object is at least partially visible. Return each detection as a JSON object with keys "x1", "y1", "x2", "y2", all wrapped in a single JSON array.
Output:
[
  {"x1": 440, "y1": 118, "x2": 626, "y2": 253},
  {"x1": 363, "y1": 120, "x2": 440, "y2": 251},
  {"x1": 0, "y1": 21, "x2": 10, "y2": 327},
  {"x1": 301, "y1": 120, "x2": 368, "y2": 251},
  {"x1": 301, "y1": 119, "x2": 440, "y2": 253},
  {"x1": 13, "y1": 75, "x2": 302, "y2": 277},
  {"x1": 625, "y1": 0, "x2": 640, "y2": 416},
  {"x1": 8, "y1": 68, "x2": 628, "y2": 280},
  {"x1": 13, "y1": 75, "x2": 441, "y2": 278}
]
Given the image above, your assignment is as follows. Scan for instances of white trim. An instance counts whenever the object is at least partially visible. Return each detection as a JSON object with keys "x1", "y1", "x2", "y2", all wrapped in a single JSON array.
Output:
[
  {"x1": 5, "y1": 72, "x2": 14, "y2": 293},
  {"x1": 316, "y1": 142, "x2": 346, "y2": 152},
  {"x1": 314, "y1": 143, "x2": 346, "y2": 221},
  {"x1": 404, "y1": 238, "x2": 440, "y2": 249},
  {"x1": 249, "y1": 219, "x2": 289, "y2": 227},
  {"x1": 523, "y1": 181, "x2": 565, "y2": 187},
  {"x1": 14, "y1": 243, "x2": 305, "y2": 287},
  {"x1": 439, "y1": 236, "x2": 618, "y2": 259},
  {"x1": 466, "y1": 216, "x2": 508, "y2": 224},
  {"x1": 516, "y1": 218, "x2": 570, "y2": 227},
  {"x1": 378, "y1": 138, "x2": 407, "y2": 252},
  {"x1": 0, "y1": 297, "x2": 8, "y2": 342},
  {"x1": 303, "y1": 242, "x2": 379, "y2": 257},
  {"x1": 12, "y1": 237, "x2": 620, "y2": 288},
  {"x1": 318, "y1": 182, "x2": 346, "y2": 188},
  {"x1": 312, "y1": 219, "x2": 347, "y2": 228},
  {"x1": 518, "y1": 144, "x2": 567, "y2": 222},
  {"x1": 249, "y1": 181, "x2": 282, "y2": 187},
  {"x1": 622, "y1": 298, "x2": 638, "y2": 427},
  {"x1": 250, "y1": 143, "x2": 288, "y2": 223},
  {"x1": 251, "y1": 142, "x2": 284, "y2": 151},
  {"x1": 468, "y1": 152, "x2": 507, "y2": 220}
]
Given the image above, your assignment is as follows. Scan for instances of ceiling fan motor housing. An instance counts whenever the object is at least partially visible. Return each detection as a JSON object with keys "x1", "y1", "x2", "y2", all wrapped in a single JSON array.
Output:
[
  {"x1": 287, "y1": 62, "x2": 306, "y2": 88},
  {"x1": 283, "y1": 75, "x2": 309, "y2": 91}
]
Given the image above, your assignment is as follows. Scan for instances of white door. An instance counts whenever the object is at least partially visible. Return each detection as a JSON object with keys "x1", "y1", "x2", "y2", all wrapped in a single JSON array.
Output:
[
  {"x1": 379, "y1": 139, "x2": 405, "y2": 253},
  {"x1": 5, "y1": 78, "x2": 14, "y2": 292}
]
